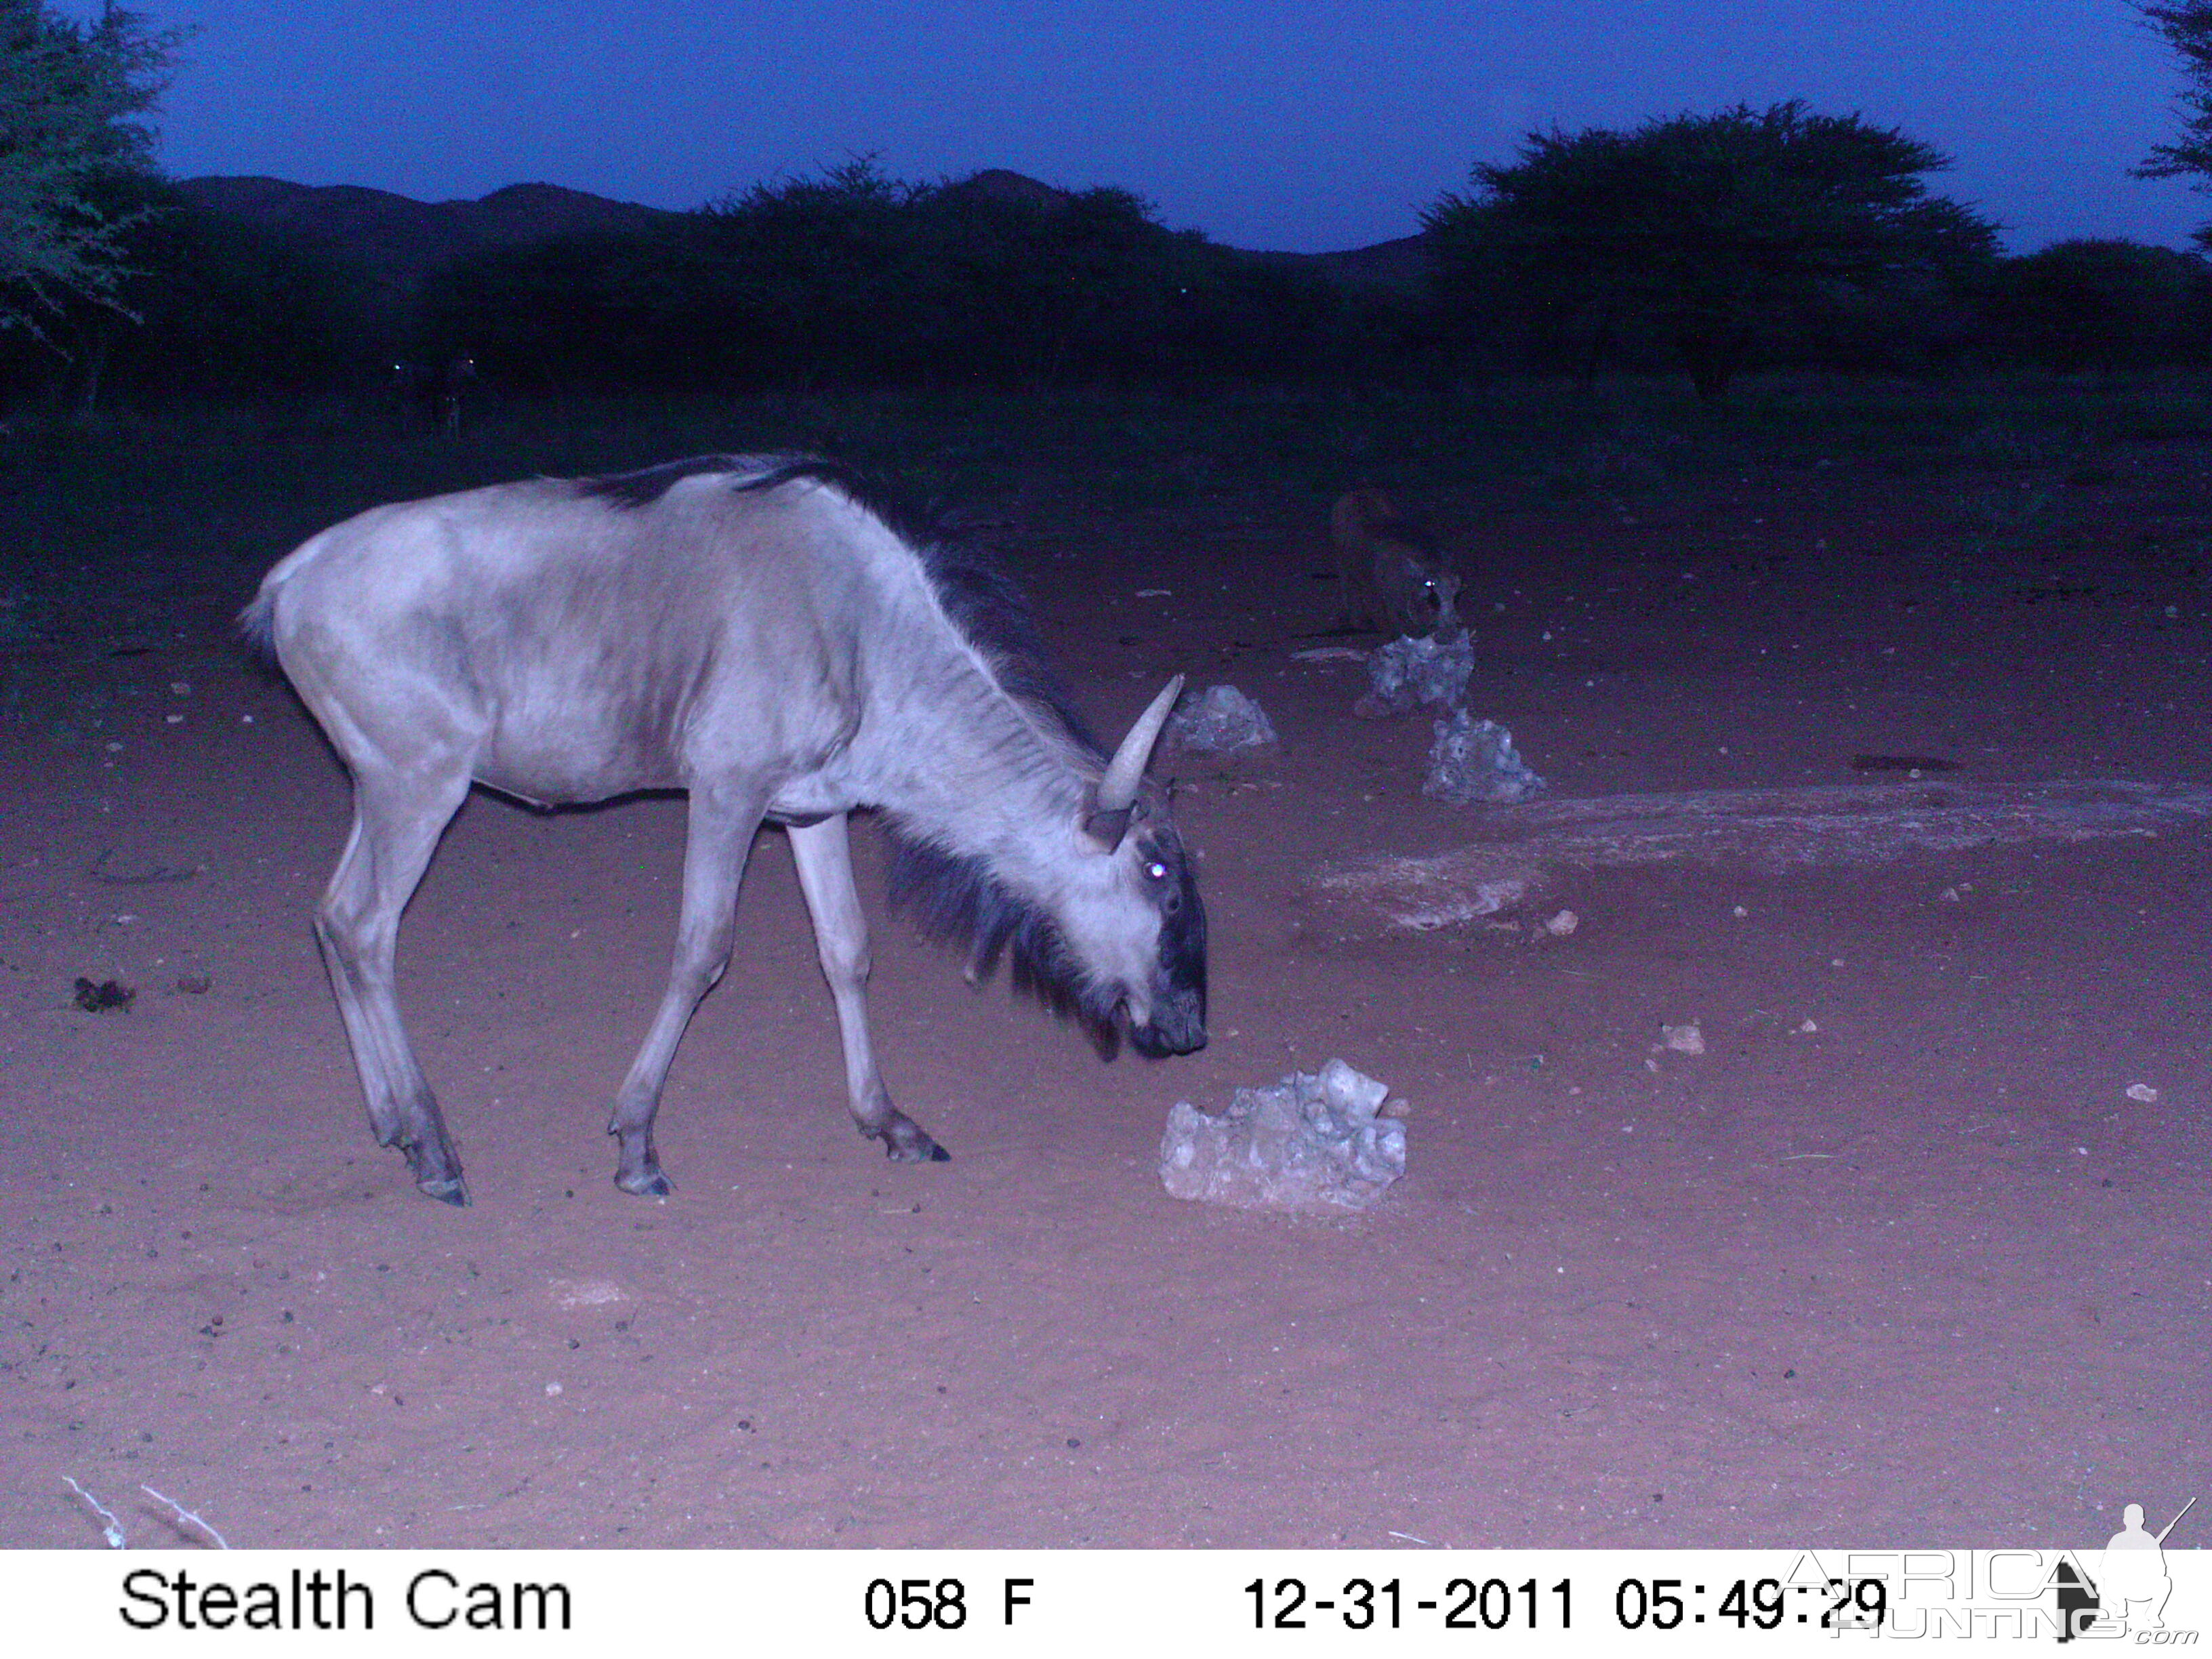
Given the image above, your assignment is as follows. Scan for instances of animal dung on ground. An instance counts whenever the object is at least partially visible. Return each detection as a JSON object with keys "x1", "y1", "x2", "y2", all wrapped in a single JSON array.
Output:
[
  {"x1": 1424, "y1": 712, "x2": 1546, "y2": 804},
  {"x1": 1160, "y1": 1058, "x2": 1408, "y2": 1214},
  {"x1": 1170, "y1": 682, "x2": 1278, "y2": 754},
  {"x1": 1357, "y1": 631, "x2": 1473, "y2": 718},
  {"x1": 71, "y1": 977, "x2": 134, "y2": 1013}
]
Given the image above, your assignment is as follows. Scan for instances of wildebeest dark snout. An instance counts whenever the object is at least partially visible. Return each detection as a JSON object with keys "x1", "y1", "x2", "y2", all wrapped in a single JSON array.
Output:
[
  {"x1": 1130, "y1": 991, "x2": 1207, "y2": 1057},
  {"x1": 1130, "y1": 871, "x2": 1206, "y2": 1057}
]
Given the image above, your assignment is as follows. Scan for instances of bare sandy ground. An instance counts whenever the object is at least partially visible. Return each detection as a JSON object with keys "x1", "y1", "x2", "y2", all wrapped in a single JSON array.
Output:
[{"x1": 1, "y1": 443, "x2": 2205, "y2": 1549}]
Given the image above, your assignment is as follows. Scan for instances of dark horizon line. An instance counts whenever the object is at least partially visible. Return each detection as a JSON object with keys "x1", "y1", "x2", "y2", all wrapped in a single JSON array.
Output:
[{"x1": 170, "y1": 169, "x2": 1433, "y2": 263}]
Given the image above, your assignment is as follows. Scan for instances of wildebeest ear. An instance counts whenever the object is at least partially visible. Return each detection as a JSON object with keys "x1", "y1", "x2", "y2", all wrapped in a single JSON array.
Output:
[{"x1": 1081, "y1": 800, "x2": 1133, "y2": 853}]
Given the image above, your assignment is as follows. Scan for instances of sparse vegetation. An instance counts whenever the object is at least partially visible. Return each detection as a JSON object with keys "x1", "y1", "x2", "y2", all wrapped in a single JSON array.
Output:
[
  {"x1": 2137, "y1": 0, "x2": 2212, "y2": 241},
  {"x1": 414, "y1": 157, "x2": 1368, "y2": 394},
  {"x1": 0, "y1": 84, "x2": 2191, "y2": 414},
  {"x1": 1, "y1": 375, "x2": 2208, "y2": 608},
  {"x1": 0, "y1": 0, "x2": 182, "y2": 339},
  {"x1": 1422, "y1": 102, "x2": 2000, "y2": 401},
  {"x1": 1982, "y1": 239, "x2": 2211, "y2": 371}
]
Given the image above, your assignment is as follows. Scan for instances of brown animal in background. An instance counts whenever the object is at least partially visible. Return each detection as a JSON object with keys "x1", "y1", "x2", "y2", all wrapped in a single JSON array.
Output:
[{"x1": 1329, "y1": 489, "x2": 1462, "y2": 638}]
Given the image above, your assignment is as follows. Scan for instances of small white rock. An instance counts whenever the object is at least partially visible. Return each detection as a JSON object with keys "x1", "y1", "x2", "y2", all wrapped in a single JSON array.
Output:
[
  {"x1": 2125, "y1": 1084, "x2": 2159, "y2": 1104},
  {"x1": 1544, "y1": 909, "x2": 1579, "y2": 936},
  {"x1": 1659, "y1": 1022, "x2": 1704, "y2": 1055},
  {"x1": 1170, "y1": 683, "x2": 1277, "y2": 754},
  {"x1": 1796, "y1": 1019, "x2": 1819, "y2": 1034},
  {"x1": 544, "y1": 1382, "x2": 563, "y2": 1396}
]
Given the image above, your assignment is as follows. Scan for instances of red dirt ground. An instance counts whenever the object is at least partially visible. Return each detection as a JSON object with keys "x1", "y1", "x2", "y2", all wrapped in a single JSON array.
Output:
[{"x1": 1, "y1": 449, "x2": 2205, "y2": 1549}]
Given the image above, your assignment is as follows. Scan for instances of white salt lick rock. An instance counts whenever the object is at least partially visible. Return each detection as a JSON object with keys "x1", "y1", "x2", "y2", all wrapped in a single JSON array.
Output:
[{"x1": 1159, "y1": 1058, "x2": 1408, "y2": 1214}]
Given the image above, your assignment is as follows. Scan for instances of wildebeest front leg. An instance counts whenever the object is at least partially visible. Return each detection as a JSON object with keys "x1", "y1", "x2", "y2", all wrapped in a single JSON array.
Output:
[
  {"x1": 788, "y1": 814, "x2": 949, "y2": 1162},
  {"x1": 608, "y1": 785, "x2": 766, "y2": 1195},
  {"x1": 316, "y1": 766, "x2": 473, "y2": 1204}
]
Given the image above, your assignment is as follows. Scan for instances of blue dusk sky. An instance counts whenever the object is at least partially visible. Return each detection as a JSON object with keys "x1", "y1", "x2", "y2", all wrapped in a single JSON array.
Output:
[{"x1": 96, "y1": 0, "x2": 2212, "y2": 254}]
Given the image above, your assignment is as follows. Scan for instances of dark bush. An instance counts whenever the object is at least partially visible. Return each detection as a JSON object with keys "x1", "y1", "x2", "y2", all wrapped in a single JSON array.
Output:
[
  {"x1": 0, "y1": 180, "x2": 388, "y2": 414},
  {"x1": 1980, "y1": 239, "x2": 2211, "y2": 371},
  {"x1": 420, "y1": 159, "x2": 1397, "y2": 392},
  {"x1": 1424, "y1": 102, "x2": 1999, "y2": 398}
]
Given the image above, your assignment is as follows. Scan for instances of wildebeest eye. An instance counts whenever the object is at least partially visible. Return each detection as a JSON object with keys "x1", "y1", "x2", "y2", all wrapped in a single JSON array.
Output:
[{"x1": 1145, "y1": 861, "x2": 1168, "y2": 881}]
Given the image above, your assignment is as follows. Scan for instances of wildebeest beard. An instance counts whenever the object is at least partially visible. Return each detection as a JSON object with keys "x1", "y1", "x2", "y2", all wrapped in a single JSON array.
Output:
[{"x1": 884, "y1": 830, "x2": 1128, "y2": 1059}]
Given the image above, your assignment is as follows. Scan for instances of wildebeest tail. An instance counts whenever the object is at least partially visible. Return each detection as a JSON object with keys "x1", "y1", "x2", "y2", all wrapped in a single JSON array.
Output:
[{"x1": 237, "y1": 582, "x2": 281, "y2": 672}]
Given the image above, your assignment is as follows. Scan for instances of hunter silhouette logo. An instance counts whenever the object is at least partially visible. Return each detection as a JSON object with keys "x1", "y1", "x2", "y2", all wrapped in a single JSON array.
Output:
[{"x1": 2057, "y1": 1495, "x2": 2197, "y2": 1641}]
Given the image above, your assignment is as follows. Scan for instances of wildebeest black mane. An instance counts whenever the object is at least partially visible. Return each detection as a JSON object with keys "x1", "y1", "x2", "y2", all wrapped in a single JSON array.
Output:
[
  {"x1": 732, "y1": 455, "x2": 1107, "y2": 761},
  {"x1": 731, "y1": 457, "x2": 1123, "y2": 1051},
  {"x1": 583, "y1": 454, "x2": 1104, "y2": 758},
  {"x1": 577, "y1": 453, "x2": 752, "y2": 510},
  {"x1": 885, "y1": 837, "x2": 1124, "y2": 1059}
]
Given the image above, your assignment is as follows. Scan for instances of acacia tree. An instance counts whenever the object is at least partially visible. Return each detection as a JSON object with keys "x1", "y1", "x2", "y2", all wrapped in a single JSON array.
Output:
[
  {"x1": 1425, "y1": 101, "x2": 1997, "y2": 399},
  {"x1": 2137, "y1": 3, "x2": 2212, "y2": 236},
  {"x1": 0, "y1": 1, "x2": 179, "y2": 339}
]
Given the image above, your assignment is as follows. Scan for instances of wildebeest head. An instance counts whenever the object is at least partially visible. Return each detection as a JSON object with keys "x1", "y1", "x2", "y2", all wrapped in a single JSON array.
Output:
[
  {"x1": 1065, "y1": 676, "x2": 1208, "y2": 1057},
  {"x1": 892, "y1": 675, "x2": 1208, "y2": 1061},
  {"x1": 1380, "y1": 548, "x2": 1460, "y2": 638}
]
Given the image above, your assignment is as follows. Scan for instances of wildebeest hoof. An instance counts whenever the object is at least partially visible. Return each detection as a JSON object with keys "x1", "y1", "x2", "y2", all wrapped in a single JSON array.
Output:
[
  {"x1": 401, "y1": 1136, "x2": 466, "y2": 1202},
  {"x1": 875, "y1": 1122, "x2": 950, "y2": 1163},
  {"x1": 417, "y1": 1174, "x2": 470, "y2": 1206},
  {"x1": 617, "y1": 1168, "x2": 673, "y2": 1197}
]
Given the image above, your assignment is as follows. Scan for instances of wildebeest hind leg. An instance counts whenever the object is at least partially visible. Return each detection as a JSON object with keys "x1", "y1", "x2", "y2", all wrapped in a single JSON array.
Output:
[
  {"x1": 789, "y1": 814, "x2": 948, "y2": 1162},
  {"x1": 316, "y1": 765, "x2": 472, "y2": 1204},
  {"x1": 609, "y1": 784, "x2": 766, "y2": 1195}
]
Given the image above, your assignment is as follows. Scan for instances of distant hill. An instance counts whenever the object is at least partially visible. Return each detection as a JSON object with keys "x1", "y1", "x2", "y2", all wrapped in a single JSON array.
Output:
[
  {"x1": 174, "y1": 171, "x2": 1430, "y2": 292},
  {"x1": 173, "y1": 176, "x2": 681, "y2": 291},
  {"x1": 1308, "y1": 233, "x2": 1431, "y2": 289}
]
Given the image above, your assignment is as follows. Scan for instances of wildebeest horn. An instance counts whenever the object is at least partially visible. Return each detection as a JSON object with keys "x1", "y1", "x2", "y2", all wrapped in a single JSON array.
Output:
[{"x1": 1097, "y1": 674, "x2": 1185, "y2": 813}]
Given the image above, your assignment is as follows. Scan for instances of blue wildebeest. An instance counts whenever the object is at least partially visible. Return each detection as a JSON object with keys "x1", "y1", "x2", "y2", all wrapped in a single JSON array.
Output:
[{"x1": 241, "y1": 455, "x2": 1208, "y2": 1204}]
